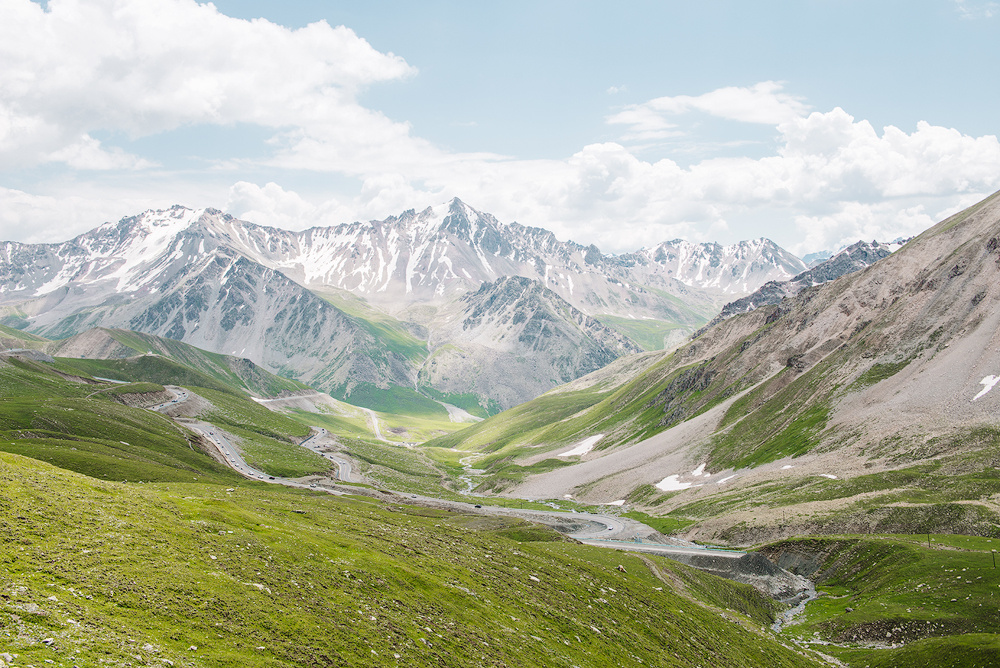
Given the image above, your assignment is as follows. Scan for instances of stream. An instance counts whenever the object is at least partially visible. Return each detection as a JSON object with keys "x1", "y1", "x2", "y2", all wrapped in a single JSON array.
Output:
[
  {"x1": 771, "y1": 579, "x2": 819, "y2": 632},
  {"x1": 457, "y1": 454, "x2": 486, "y2": 494}
]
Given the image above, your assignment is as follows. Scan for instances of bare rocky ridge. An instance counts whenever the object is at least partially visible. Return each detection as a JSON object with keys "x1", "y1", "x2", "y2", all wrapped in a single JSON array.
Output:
[
  {"x1": 715, "y1": 240, "x2": 893, "y2": 321},
  {"x1": 504, "y1": 190, "x2": 1000, "y2": 541}
]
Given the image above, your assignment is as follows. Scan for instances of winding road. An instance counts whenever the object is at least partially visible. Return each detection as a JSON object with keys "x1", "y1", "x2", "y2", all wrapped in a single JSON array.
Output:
[
  {"x1": 361, "y1": 407, "x2": 387, "y2": 442},
  {"x1": 150, "y1": 388, "x2": 348, "y2": 491},
  {"x1": 147, "y1": 388, "x2": 739, "y2": 555}
]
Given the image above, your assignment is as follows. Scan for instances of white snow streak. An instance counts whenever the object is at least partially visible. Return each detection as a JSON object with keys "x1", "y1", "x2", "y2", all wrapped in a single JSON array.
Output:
[
  {"x1": 655, "y1": 475, "x2": 693, "y2": 492},
  {"x1": 972, "y1": 375, "x2": 1000, "y2": 402},
  {"x1": 558, "y1": 434, "x2": 603, "y2": 457}
]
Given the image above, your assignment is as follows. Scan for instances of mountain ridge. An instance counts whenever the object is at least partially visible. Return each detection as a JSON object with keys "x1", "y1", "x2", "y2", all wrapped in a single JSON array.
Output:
[{"x1": 0, "y1": 199, "x2": 812, "y2": 411}]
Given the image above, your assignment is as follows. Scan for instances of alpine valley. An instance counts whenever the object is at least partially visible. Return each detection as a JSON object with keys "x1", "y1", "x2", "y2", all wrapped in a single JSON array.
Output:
[{"x1": 3, "y1": 193, "x2": 1000, "y2": 668}]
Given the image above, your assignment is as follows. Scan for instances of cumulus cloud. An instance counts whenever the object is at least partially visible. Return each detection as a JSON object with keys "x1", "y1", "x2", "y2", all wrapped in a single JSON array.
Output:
[
  {"x1": 0, "y1": 0, "x2": 416, "y2": 170},
  {"x1": 224, "y1": 100, "x2": 1000, "y2": 255},
  {"x1": 226, "y1": 182, "x2": 322, "y2": 229},
  {"x1": 421, "y1": 103, "x2": 1000, "y2": 253},
  {"x1": 2, "y1": 0, "x2": 999, "y2": 260},
  {"x1": 0, "y1": 186, "x2": 156, "y2": 244}
]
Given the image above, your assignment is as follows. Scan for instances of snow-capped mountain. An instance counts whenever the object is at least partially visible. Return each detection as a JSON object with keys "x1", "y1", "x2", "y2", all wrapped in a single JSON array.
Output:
[
  {"x1": 0, "y1": 199, "x2": 809, "y2": 411},
  {"x1": 717, "y1": 240, "x2": 895, "y2": 320}
]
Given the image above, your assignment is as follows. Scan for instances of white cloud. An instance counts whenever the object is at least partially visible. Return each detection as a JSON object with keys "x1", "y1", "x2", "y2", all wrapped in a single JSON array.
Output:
[
  {"x1": 608, "y1": 81, "x2": 810, "y2": 139},
  {"x1": 0, "y1": 0, "x2": 415, "y2": 170},
  {"x1": 791, "y1": 201, "x2": 938, "y2": 257},
  {"x1": 954, "y1": 0, "x2": 999, "y2": 18},
  {"x1": 226, "y1": 181, "x2": 322, "y2": 229},
  {"x1": 47, "y1": 135, "x2": 155, "y2": 170},
  {"x1": 2, "y1": 3, "x2": 999, "y2": 267},
  {"x1": 222, "y1": 99, "x2": 1000, "y2": 256},
  {"x1": 0, "y1": 186, "x2": 151, "y2": 244}
]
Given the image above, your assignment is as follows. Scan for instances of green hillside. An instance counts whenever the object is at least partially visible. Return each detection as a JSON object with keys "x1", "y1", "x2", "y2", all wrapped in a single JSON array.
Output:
[
  {"x1": 0, "y1": 451, "x2": 824, "y2": 668},
  {"x1": 50, "y1": 327, "x2": 309, "y2": 397},
  {"x1": 3, "y1": 342, "x2": 998, "y2": 667},
  {"x1": 762, "y1": 536, "x2": 1000, "y2": 668},
  {"x1": 0, "y1": 352, "x2": 827, "y2": 668},
  {"x1": 0, "y1": 357, "x2": 238, "y2": 483}
]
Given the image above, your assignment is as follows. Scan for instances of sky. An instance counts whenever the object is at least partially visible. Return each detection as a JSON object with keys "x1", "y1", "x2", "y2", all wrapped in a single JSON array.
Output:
[{"x1": 1, "y1": 0, "x2": 999, "y2": 256}]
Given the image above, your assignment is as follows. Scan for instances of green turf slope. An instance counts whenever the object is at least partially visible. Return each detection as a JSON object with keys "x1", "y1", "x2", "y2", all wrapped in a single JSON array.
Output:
[{"x1": 0, "y1": 451, "x2": 825, "y2": 668}]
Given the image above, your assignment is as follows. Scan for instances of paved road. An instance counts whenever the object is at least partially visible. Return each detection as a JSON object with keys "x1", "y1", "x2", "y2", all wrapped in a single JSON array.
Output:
[
  {"x1": 150, "y1": 388, "x2": 189, "y2": 411},
  {"x1": 577, "y1": 539, "x2": 745, "y2": 558},
  {"x1": 149, "y1": 388, "x2": 342, "y2": 492},
  {"x1": 361, "y1": 407, "x2": 387, "y2": 442},
  {"x1": 298, "y1": 427, "x2": 355, "y2": 482},
  {"x1": 185, "y1": 419, "x2": 342, "y2": 493}
]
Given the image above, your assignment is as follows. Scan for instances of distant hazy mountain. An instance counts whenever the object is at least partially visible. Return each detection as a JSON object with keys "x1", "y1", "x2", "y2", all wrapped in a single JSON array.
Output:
[{"x1": 0, "y1": 199, "x2": 808, "y2": 411}]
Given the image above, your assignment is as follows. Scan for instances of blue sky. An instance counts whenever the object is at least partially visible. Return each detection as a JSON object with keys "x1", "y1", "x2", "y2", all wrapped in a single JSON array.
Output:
[{"x1": 2, "y1": 0, "x2": 999, "y2": 254}]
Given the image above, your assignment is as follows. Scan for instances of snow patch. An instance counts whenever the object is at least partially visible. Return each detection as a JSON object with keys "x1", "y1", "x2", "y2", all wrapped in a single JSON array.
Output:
[
  {"x1": 972, "y1": 375, "x2": 1000, "y2": 402},
  {"x1": 781, "y1": 465, "x2": 794, "y2": 470},
  {"x1": 606, "y1": 500, "x2": 626, "y2": 506},
  {"x1": 819, "y1": 474, "x2": 838, "y2": 479},
  {"x1": 558, "y1": 434, "x2": 603, "y2": 457},
  {"x1": 717, "y1": 475, "x2": 736, "y2": 485},
  {"x1": 691, "y1": 463, "x2": 706, "y2": 476},
  {"x1": 655, "y1": 475, "x2": 693, "y2": 492}
]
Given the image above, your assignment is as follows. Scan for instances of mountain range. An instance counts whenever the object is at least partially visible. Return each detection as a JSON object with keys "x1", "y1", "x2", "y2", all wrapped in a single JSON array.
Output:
[{"x1": 2, "y1": 198, "x2": 820, "y2": 412}]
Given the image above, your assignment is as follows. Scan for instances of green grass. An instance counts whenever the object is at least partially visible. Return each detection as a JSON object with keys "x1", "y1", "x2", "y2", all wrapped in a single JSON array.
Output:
[
  {"x1": 53, "y1": 328, "x2": 310, "y2": 397},
  {"x1": 0, "y1": 322, "x2": 49, "y2": 346},
  {"x1": 0, "y1": 390, "x2": 237, "y2": 484},
  {"x1": 191, "y1": 387, "x2": 330, "y2": 478},
  {"x1": 763, "y1": 536, "x2": 1000, "y2": 667},
  {"x1": 336, "y1": 382, "x2": 448, "y2": 419},
  {"x1": 98, "y1": 381, "x2": 167, "y2": 396},
  {"x1": 335, "y1": 436, "x2": 456, "y2": 497},
  {"x1": 709, "y1": 361, "x2": 834, "y2": 470},
  {"x1": 287, "y1": 407, "x2": 374, "y2": 439},
  {"x1": 623, "y1": 510, "x2": 697, "y2": 535},
  {"x1": 426, "y1": 385, "x2": 610, "y2": 454},
  {"x1": 420, "y1": 385, "x2": 499, "y2": 418},
  {"x1": 0, "y1": 356, "x2": 101, "y2": 399},
  {"x1": 596, "y1": 315, "x2": 685, "y2": 351},
  {"x1": 0, "y1": 450, "x2": 826, "y2": 668},
  {"x1": 54, "y1": 355, "x2": 241, "y2": 395},
  {"x1": 314, "y1": 290, "x2": 429, "y2": 364},
  {"x1": 849, "y1": 358, "x2": 913, "y2": 390}
]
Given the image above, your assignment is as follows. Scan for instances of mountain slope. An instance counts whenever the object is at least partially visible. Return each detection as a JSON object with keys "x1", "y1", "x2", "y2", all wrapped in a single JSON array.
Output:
[
  {"x1": 432, "y1": 190, "x2": 1000, "y2": 541},
  {"x1": 0, "y1": 448, "x2": 823, "y2": 668},
  {"x1": 44, "y1": 327, "x2": 309, "y2": 397},
  {"x1": 0, "y1": 212, "x2": 421, "y2": 402},
  {"x1": 418, "y1": 276, "x2": 642, "y2": 410},
  {"x1": 0, "y1": 352, "x2": 824, "y2": 668},
  {"x1": 718, "y1": 240, "x2": 894, "y2": 320}
]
